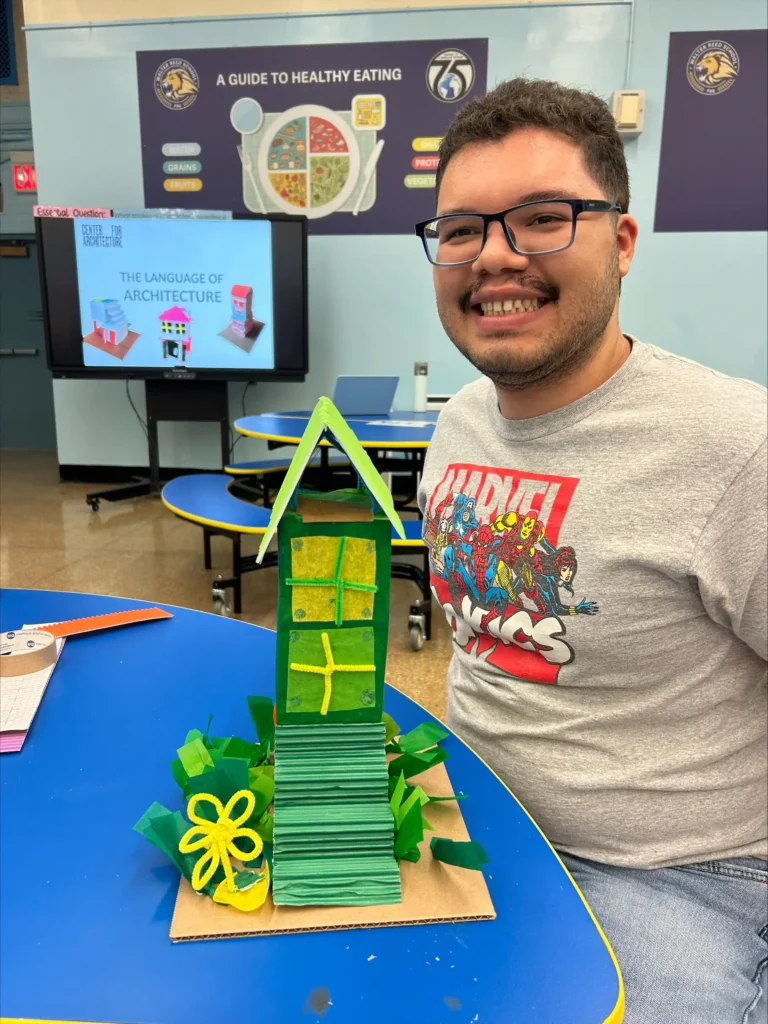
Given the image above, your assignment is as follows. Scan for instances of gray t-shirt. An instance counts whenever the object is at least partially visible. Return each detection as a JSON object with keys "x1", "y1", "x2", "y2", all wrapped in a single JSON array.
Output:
[{"x1": 418, "y1": 339, "x2": 767, "y2": 869}]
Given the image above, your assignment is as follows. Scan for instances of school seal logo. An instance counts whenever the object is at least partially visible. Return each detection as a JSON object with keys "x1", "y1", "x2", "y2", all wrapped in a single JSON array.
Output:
[
  {"x1": 154, "y1": 58, "x2": 200, "y2": 110},
  {"x1": 687, "y1": 40, "x2": 740, "y2": 95}
]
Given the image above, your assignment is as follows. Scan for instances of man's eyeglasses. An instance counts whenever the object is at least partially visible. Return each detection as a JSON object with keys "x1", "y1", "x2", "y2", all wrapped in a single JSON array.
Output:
[{"x1": 414, "y1": 199, "x2": 621, "y2": 267}]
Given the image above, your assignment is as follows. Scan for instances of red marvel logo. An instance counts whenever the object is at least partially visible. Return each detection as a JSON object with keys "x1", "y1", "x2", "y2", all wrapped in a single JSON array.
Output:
[{"x1": 425, "y1": 463, "x2": 598, "y2": 685}]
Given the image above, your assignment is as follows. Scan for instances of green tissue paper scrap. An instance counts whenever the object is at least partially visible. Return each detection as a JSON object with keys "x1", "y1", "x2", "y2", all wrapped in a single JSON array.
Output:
[
  {"x1": 220, "y1": 736, "x2": 263, "y2": 765},
  {"x1": 430, "y1": 838, "x2": 490, "y2": 871},
  {"x1": 248, "y1": 695, "x2": 276, "y2": 754},
  {"x1": 382, "y1": 712, "x2": 400, "y2": 744},
  {"x1": 249, "y1": 771, "x2": 275, "y2": 818},
  {"x1": 388, "y1": 721, "x2": 449, "y2": 754},
  {"x1": 207, "y1": 735, "x2": 230, "y2": 752},
  {"x1": 133, "y1": 802, "x2": 219, "y2": 895},
  {"x1": 389, "y1": 771, "x2": 407, "y2": 817},
  {"x1": 177, "y1": 736, "x2": 214, "y2": 777},
  {"x1": 388, "y1": 746, "x2": 449, "y2": 779},
  {"x1": 393, "y1": 798, "x2": 425, "y2": 862},
  {"x1": 255, "y1": 810, "x2": 274, "y2": 843},
  {"x1": 396, "y1": 784, "x2": 429, "y2": 827},
  {"x1": 184, "y1": 757, "x2": 250, "y2": 815},
  {"x1": 170, "y1": 757, "x2": 188, "y2": 790}
]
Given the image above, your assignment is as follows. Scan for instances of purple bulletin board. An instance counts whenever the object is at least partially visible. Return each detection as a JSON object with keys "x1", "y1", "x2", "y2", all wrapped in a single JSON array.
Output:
[
  {"x1": 137, "y1": 40, "x2": 488, "y2": 235},
  {"x1": 655, "y1": 30, "x2": 768, "y2": 232}
]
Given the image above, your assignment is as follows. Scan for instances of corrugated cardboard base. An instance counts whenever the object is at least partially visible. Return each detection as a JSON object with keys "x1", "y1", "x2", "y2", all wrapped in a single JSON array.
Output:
[{"x1": 170, "y1": 761, "x2": 495, "y2": 941}]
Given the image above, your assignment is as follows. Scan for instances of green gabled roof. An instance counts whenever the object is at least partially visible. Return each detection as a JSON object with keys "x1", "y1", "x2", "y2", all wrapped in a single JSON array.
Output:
[{"x1": 256, "y1": 397, "x2": 405, "y2": 563}]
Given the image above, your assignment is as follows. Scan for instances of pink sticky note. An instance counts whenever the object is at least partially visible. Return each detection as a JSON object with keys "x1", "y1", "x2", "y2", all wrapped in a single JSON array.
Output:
[
  {"x1": 34, "y1": 205, "x2": 111, "y2": 219},
  {"x1": 68, "y1": 206, "x2": 112, "y2": 218},
  {"x1": 33, "y1": 205, "x2": 71, "y2": 218}
]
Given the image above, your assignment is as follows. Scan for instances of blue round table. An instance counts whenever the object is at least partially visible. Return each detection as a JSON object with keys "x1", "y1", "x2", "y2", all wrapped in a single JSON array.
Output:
[
  {"x1": 234, "y1": 410, "x2": 438, "y2": 449},
  {"x1": 0, "y1": 589, "x2": 623, "y2": 1024}
]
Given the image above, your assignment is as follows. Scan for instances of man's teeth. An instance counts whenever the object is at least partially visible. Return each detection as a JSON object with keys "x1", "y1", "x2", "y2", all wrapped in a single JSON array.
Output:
[{"x1": 479, "y1": 298, "x2": 543, "y2": 315}]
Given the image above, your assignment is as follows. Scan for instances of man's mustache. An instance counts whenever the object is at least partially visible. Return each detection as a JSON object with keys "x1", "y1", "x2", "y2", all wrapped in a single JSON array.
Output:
[{"x1": 459, "y1": 276, "x2": 559, "y2": 314}]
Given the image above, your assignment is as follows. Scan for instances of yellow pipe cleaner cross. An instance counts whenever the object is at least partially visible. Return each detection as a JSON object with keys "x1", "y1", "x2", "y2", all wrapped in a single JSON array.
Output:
[
  {"x1": 178, "y1": 789, "x2": 263, "y2": 893},
  {"x1": 290, "y1": 631, "x2": 376, "y2": 715}
]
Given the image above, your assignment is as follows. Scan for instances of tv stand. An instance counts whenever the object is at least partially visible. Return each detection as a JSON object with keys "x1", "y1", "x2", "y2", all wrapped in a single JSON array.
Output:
[{"x1": 85, "y1": 379, "x2": 232, "y2": 511}]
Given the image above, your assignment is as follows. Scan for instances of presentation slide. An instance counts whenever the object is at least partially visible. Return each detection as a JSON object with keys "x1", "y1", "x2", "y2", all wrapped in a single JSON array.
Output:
[{"x1": 73, "y1": 217, "x2": 275, "y2": 370}]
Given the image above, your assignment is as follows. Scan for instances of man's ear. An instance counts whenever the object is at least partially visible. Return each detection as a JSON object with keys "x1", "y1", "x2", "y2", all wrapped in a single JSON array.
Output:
[{"x1": 617, "y1": 214, "x2": 638, "y2": 278}]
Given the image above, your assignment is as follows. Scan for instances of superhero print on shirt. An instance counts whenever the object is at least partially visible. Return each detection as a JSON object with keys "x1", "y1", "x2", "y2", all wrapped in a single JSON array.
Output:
[{"x1": 425, "y1": 462, "x2": 597, "y2": 684}]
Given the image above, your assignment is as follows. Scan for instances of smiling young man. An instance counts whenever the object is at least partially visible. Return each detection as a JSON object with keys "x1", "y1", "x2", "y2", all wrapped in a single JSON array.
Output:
[{"x1": 416, "y1": 79, "x2": 767, "y2": 1022}]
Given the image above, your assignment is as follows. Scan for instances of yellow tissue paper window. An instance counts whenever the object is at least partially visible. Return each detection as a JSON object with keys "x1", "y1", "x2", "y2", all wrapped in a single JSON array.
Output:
[{"x1": 289, "y1": 535, "x2": 376, "y2": 623}]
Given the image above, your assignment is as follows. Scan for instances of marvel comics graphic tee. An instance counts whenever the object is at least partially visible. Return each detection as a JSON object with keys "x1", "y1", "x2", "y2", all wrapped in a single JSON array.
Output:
[{"x1": 418, "y1": 339, "x2": 767, "y2": 868}]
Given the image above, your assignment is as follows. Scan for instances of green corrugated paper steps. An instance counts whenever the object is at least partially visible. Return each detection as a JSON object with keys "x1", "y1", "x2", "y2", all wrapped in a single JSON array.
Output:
[
  {"x1": 274, "y1": 723, "x2": 389, "y2": 807},
  {"x1": 275, "y1": 723, "x2": 388, "y2": 745},
  {"x1": 273, "y1": 722, "x2": 402, "y2": 906},
  {"x1": 272, "y1": 856, "x2": 402, "y2": 906}
]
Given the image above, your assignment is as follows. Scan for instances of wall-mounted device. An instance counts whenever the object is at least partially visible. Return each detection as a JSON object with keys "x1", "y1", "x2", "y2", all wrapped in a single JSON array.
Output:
[{"x1": 612, "y1": 90, "x2": 646, "y2": 137}]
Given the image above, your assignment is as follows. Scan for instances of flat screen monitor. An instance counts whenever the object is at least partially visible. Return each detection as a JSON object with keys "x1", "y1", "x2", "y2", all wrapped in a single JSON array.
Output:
[{"x1": 37, "y1": 212, "x2": 307, "y2": 381}]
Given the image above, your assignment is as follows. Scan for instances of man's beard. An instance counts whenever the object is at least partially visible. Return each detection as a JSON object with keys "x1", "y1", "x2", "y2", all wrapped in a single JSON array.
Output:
[{"x1": 437, "y1": 249, "x2": 620, "y2": 392}]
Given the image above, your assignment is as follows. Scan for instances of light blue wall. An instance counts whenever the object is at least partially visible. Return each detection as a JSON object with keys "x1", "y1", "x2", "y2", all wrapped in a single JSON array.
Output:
[
  {"x1": 622, "y1": 0, "x2": 767, "y2": 388},
  {"x1": 24, "y1": 0, "x2": 767, "y2": 468}
]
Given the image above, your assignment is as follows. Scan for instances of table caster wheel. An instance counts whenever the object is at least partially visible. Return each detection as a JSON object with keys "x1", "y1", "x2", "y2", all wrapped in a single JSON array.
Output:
[
  {"x1": 408, "y1": 623, "x2": 425, "y2": 651},
  {"x1": 212, "y1": 579, "x2": 233, "y2": 617},
  {"x1": 87, "y1": 497, "x2": 100, "y2": 512},
  {"x1": 408, "y1": 605, "x2": 426, "y2": 651}
]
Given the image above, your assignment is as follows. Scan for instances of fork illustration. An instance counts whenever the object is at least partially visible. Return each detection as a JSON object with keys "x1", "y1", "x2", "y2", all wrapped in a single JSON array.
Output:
[{"x1": 237, "y1": 144, "x2": 266, "y2": 215}]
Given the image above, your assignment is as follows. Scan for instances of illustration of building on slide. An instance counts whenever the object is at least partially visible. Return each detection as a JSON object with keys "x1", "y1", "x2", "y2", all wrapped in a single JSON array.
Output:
[
  {"x1": 159, "y1": 305, "x2": 193, "y2": 362},
  {"x1": 83, "y1": 298, "x2": 141, "y2": 360},
  {"x1": 218, "y1": 283, "x2": 264, "y2": 353}
]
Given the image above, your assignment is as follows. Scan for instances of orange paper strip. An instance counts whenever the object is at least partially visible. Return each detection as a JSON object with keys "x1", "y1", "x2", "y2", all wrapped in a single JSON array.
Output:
[{"x1": 41, "y1": 607, "x2": 172, "y2": 638}]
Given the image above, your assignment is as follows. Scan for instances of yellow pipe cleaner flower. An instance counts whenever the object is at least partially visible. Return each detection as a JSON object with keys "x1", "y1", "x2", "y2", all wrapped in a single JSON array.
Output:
[{"x1": 179, "y1": 789, "x2": 263, "y2": 893}]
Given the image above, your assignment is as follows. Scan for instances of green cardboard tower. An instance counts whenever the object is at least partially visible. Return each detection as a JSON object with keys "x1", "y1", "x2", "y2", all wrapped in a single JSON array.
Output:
[{"x1": 257, "y1": 397, "x2": 406, "y2": 906}]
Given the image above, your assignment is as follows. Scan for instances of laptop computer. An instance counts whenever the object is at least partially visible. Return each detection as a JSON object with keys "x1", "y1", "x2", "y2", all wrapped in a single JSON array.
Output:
[{"x1": 332, "y1": 375, "x2": 399, "y2": 417}]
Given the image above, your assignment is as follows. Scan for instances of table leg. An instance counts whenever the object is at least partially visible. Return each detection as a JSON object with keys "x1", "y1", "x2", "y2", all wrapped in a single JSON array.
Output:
[{"x1": 232, "y1": 534, "x2": 242, "y2": 614}]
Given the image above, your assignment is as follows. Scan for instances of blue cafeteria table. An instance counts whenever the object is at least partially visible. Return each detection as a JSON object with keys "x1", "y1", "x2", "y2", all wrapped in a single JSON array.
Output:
[{"x1": 0, "y1": 588, "x2": 623, "y2": 1024}]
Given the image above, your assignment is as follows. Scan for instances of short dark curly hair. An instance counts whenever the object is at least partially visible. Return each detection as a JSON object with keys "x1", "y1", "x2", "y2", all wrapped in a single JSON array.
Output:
[{"x1": 436, "y1": 78, "x2": 630, "y2": 213}]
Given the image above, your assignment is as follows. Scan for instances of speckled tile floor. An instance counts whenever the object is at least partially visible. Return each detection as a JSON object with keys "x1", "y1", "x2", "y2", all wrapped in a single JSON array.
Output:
[{"x1": 0, "y1": 449, "x2": 452, "y2": 719}]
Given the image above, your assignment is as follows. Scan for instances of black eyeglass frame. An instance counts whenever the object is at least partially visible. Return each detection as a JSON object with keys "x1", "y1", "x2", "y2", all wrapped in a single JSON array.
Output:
[{"x1": 414, "y1": 199, "x2": 622, "y2": 266}]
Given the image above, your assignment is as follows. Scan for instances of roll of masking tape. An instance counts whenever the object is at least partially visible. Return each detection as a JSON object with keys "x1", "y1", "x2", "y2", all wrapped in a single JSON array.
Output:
[{"x1": 0, "y1": 629, "x2": 57, "y2": 677}]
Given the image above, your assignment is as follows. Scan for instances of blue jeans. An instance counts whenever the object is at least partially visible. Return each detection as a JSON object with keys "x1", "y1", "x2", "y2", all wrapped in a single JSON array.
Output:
[{"x1": 559, "y1": 852, "x2": 768, "y2": 1024}]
